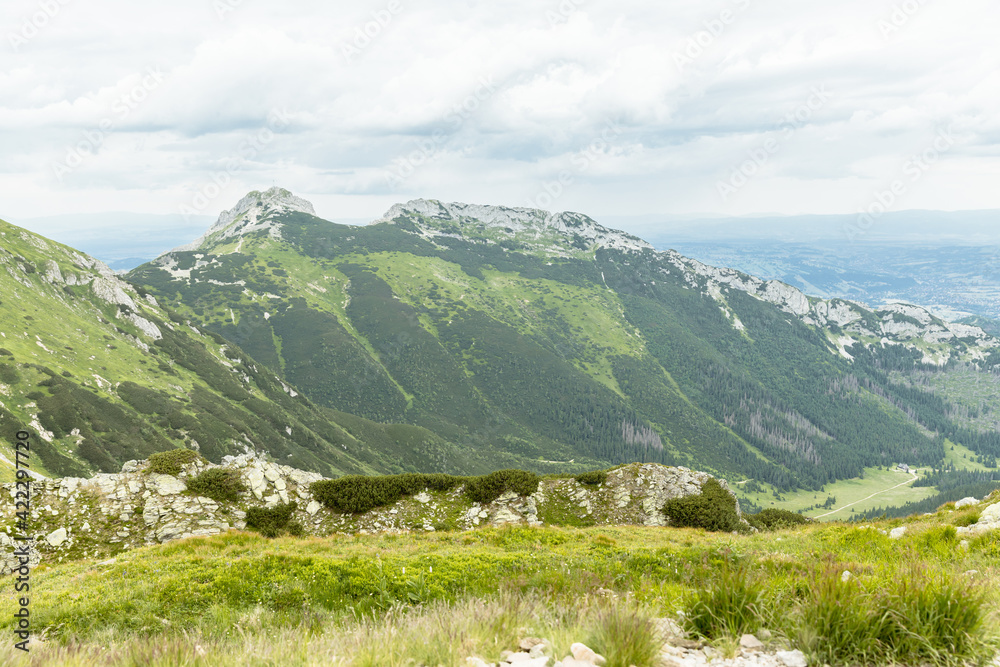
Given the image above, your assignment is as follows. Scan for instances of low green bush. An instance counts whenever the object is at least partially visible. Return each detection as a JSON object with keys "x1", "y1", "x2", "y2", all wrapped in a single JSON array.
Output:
[
  {"x1": 311, "y1": 473, "x2": 465, "y2": 514},
  {"x1": 575, "y1": 470, "x2": 608, "y2": 486},
  {"x1": 464, "y1": 469, "x2": 540, "y2": 504},
  {"x1": 663, "y1": 479, "x2": 743, "y2": 532},
  {"x1": 245, "y1": 502, "x2": 299, "y2": 538},
  {"x1": 185, "y1": 468, "x2": 246, "y2": 503},
  {"x1": 311, "y1": 470, "x2": 541, "y2": 514},
  {"x1": 147, "y1": 448, "x2": 202, "y2": 475},
  {"x1": 746, "y1": 508, "x2": 811, "y2": 531}
]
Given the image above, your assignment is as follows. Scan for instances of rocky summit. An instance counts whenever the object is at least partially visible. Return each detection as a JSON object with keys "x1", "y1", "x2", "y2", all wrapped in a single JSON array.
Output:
[{"x1": 0, "y1": 459, "x2": 737, "y2": 575}]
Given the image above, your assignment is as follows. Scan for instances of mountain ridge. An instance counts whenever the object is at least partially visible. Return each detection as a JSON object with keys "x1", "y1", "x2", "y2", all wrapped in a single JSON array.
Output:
[{"x1": 127, "y1": 188, "x2": 1000, "y2": 493}]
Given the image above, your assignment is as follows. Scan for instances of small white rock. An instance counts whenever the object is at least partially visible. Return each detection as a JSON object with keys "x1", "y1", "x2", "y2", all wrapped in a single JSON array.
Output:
[
  {"x1": 776, "y1": 649, "x2": 808, "y2": 667},
  {"x1": 889, "y1": 526, "x2": 907, "y2": 539},
  {"x1": 570, "y1": 643, "x2": 605, "y2": 666},
  {"x1": 45, "y1": 527, "x2": 68, "y2": 547}
]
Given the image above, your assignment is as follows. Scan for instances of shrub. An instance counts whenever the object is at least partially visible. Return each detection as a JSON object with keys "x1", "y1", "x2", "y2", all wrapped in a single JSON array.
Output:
[
  {"x1": 147, "y1": 448, "x2": 202, "y2": 475},
  {"x1": 245, "y1": 502, "x2": 298, "y2": 538},
  {"x1": 663, "y1": 479, "x2": 742, "y2": 532},
  {"x1": 0, "y1": 363, "x2": 19, "y2": 385},
  {"x1": 311, "y1": 473, "x2": 465, "y2": 514},
  {"x1": 575, "y1": 470, "x2": 608, "y2": 486},
  {"x1": 464, "y1": 469, "x2": 540, "y2": 504},
  {"x1": 746, "y1": 508, "x2": 811, "y2": 531},
  {"x1": 185, "y1": 468, "x2": 246, "y2": 503},
  {"x1": 311, "y1": 470, "x2": 541, "y2": 514}
]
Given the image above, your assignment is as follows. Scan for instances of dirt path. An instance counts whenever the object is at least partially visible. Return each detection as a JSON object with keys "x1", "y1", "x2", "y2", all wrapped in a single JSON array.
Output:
[{"x1": 813, "y1": 470, "x2": 919, "y2": 519}]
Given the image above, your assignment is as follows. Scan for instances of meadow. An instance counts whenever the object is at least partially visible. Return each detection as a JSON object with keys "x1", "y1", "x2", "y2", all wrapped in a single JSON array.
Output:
[{"x1": 2, "y1": 494, "x2": 998, "y2": 666}]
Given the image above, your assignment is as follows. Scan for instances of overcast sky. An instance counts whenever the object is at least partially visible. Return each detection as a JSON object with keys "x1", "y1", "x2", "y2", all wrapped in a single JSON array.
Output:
[{"x1": 1, "y1": 0, "x2": 998, "y2": 224}]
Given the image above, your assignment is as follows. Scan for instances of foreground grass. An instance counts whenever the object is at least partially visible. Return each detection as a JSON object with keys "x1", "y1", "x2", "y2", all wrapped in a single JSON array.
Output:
[{"x1": 3, "y1": 501, "x2": 1000, "y2": 666}]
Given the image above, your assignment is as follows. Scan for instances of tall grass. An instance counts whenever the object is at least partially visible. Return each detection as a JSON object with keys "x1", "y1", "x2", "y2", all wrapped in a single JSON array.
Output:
[
  {"x1": 683, "y1": 562, "x2": 770, "y2": 639},
  {"x1": 0, "y1": 593, "x2": 665, "y2": 667},
  {"x1": 799, "y1": 567, "x2": 992, "y2": 666}
]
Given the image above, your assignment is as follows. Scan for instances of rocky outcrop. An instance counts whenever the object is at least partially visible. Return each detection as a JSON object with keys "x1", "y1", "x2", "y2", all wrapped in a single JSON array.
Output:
[
  {"x1": 0, "y1": 458, "x2": 736, "y2": 575},
  {"x1": 659, "y1": 249, "x2": 998, "y2": 364},
  {"x1": 376, "y1": 199, "x2": 654, "y2": 254},
  {"x1": 957, "y1": 497, "x2": 1000, "y2": 536},
  {"x1": 168, "y1": 187, "x2": 315, "y2": 253}
]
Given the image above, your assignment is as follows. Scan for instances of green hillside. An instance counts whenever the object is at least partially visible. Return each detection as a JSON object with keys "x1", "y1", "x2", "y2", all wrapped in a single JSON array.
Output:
[
  {"x1": 0, "y1": 217, "x2": 514, "y2": 480},
  {"x1": 127, "y1": 190, "x2": 1000, "y2": 491}
]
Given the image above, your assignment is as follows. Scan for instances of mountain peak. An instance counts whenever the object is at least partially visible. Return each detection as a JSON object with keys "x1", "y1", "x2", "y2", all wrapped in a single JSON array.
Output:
[
  {"x1": 170, "y1": 187, "x2": 315, "y2": 253},
  {"x1": 374, "y1": 198, "x2": 653, "y2": 254}
]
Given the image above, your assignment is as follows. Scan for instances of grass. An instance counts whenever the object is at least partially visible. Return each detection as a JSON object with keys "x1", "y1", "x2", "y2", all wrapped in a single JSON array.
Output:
[
  {"x1": 944, "y1": 438, "x2": 995, "y2": 472},
  {"x1": 2, "y1": 498, "x2": 999, "y2": 666},
  {"x1": 739, "y1": 466, "x2": 940, "y2": 520}
]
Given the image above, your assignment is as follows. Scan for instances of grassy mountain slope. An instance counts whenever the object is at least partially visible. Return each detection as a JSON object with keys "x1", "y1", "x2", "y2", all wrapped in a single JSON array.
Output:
[
  {"x1": 128, "y1": 190, "x2": 1000, "y2": 490},
  {"x1": 4, "y1": 500, "x2": 999, "y2": 666},
  {"x1": 0, "y1": 217, "x2": 508, "y2": 481}
]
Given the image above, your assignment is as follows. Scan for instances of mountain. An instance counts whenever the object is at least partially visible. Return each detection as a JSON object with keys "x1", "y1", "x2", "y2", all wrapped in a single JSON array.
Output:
[
  {"x1": 0, "y1": 216, "x2": 512, "y2": 482},
  {"x1": 128, "y1": 188, "x2": 1000, "y2": 491},
  {"x1": 659, "y1": 240, "x2": 1000, "y2": 321}
]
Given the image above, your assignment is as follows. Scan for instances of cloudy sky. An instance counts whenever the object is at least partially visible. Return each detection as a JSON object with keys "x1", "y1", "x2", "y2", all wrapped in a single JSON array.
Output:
[{"x1": 1, "y1": 0, "x2": 998, "y2": 225}]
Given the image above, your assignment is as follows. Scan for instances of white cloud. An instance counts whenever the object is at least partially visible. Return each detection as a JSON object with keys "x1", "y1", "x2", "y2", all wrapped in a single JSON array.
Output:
[{"x1": 0, "y1": 0, "x2": 997, "y2": 223}]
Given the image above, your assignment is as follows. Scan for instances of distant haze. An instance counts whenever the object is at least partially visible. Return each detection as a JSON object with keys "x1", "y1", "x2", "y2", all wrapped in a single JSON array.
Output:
[
  {"x1": 9, "y1": 206, "x2": 1000, "y2": 274},
  {"x1": 600, "y1": 210, "x2": 1000, "y2": 246}
]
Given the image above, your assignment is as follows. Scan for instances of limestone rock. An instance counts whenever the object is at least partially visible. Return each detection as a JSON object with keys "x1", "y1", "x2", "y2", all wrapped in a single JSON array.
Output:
[
  {"x1": 776, "y1": 649, "x2": 808, "y2": 667},
  {"x1": 569, "y1": 642, "x2": 605, "y2": 665},
  {"x1": 147, "y1": 474, "x2": 186, "y2": 496},
  {"x1": 45, "y1": 527, "x2": 67, "y2": 547},
  {"x1": 0, "y1": 455, "x2": 739, "y2": 574}
]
